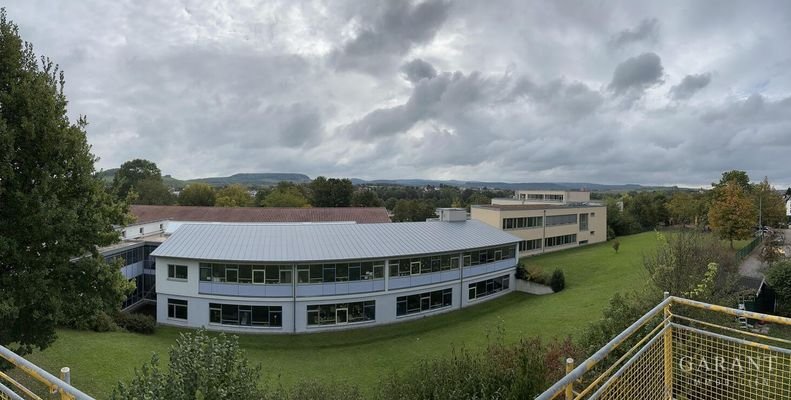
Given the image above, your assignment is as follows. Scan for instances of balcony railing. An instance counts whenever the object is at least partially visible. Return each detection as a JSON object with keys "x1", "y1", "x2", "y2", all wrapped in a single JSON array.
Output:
[
  {"x1": 0, "y1": 345, "x2": 93, "y2": 400},
  {"x1": 536, "y1": 294, "x2": 791, "y2": 400}
]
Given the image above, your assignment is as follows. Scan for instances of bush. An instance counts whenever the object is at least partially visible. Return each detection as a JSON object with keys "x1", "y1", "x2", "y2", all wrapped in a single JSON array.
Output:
[
  {"x1": 549, "y1": 269, "x2": 565, "y2": 293},
  {"x1": 766, "y1": 261, "x2": 791, "y2": 316},
  {"x1": 114, "y1": 312, "x2": 156, "y2": 334},
  {"x1": 112, "y1": 329, "x2": 263, "y2": 400},
  {"x1": 92, "y1": 311, "x2": 117, "y2": 332},
  {"x1": 612, "y1": 240, "x2": 620, "y2": 253},
  {"x1": 526, "y1": 265, "x2": 548, "y2": 285},
  {"x1": 377, "y1": 333, "x2": 581, "y2": 400},
  {"x1": 515, "y1": 265, "x2": 528, "y2": 280}
]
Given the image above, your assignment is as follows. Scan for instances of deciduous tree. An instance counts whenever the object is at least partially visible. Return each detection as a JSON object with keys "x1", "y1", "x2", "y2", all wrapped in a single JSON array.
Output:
[
  {"x1": 215, "y1": 184, "x2": 253, "y2": 207},
  {"x1": 131, "y1": 177, "x2": 175, "y2": 205},
  {"x1": 708, "y1": 182, "x2": 757, "y2": 248},
  {"x1": 350, "y1": 190, "x2": 383, "y2": 207},
  {"x1": 753, "y1": 176, "x2": 786, "y2": 227},
  {"x1": 310, "y1": 176, "x2": 354, "y2": 207},
  {"x1": 0, "y1": 9, "x2": 130, "y2": 354},
  {"x1": 178, "y1": 183, "x2": 216, "y2": 206},
  {"x1": 261, "y1": 183, "x2": 310, "y2": 207},
  {"x1": 113, "y1": 159, "x2": 162, "y2": 199}
]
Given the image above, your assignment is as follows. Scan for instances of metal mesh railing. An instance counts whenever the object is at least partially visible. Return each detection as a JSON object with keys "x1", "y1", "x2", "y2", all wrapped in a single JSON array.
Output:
[{"x1": 536, "y1": 296, "x2": 791, "y2": 400}]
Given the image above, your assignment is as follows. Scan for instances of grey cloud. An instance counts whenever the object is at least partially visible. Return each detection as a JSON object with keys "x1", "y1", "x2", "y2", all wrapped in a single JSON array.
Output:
[
  {"x1": 609, "y1": 18, "x2": 660, "y2": 49},
  {"x1": 608, "y1": 52, "x2": 664, "y2": 95},
  {"x1": 669, "y1": 73, "x2": 712, "y2": 100},
  {"x1": 331, "y1": 0, "x2": 451, "y2": 74},
  {"x1": 510, "y1": 78, "x2": 604, "y2": 118},
  {"x1": 401, "y1": 58, "x2": 438, "y2": 83}
]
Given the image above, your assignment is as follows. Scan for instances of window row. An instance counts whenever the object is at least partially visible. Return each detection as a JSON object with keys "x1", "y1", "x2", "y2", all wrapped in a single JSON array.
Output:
[
  {"x1": 545, "y1": 214, "x2": 578, "y2": 226},
  {"x1": 209, "y1": 303, "x2": 282, "y2": 327},
  {"x1": 199, "y1": 264, "x2": 293, "y2": 284},
  {"x1": 396, "y1": 288, "x2": 453, "y2": 316},
  {"x1": 389, "y1": 254, "x2": 459, "y2": 277},
  {"x1": 297, "y1": 262, "x2": 384, "y2": 283},
  {"x1": 518, "y1": 239, "x2": 542, "y2": 252},
  {"x1": 502, "y1": 216, "x2": 543, "y2": 230},
  {"x1": 468, "y1": 275, "x2": 510, "y2": 300},
  {"x1": 462, "y1": 246, "x2": 516, "y2": 267},
  {"x1": 307, "y1": 301, "x2": 376, "y2": 326},
  {"x1": 545, "y1": 234, "x2": 577, "y2": 247},
  {"x1": 105, "y1": 246, "x2": 144, "y2": 267}
]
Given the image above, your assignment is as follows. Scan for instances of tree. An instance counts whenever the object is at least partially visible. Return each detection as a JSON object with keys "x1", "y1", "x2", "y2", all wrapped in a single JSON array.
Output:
[
  {"x1": 179, "y1": 183, "x2": 216, "y2": 206},
  {"x1": 666, "y1": 191, "x2": 705, "y2": 226},
  {"x1": 766, "y1": 261, "x2": 791, "y2": 316},
  {"x1": 350, "y1": 190, "x2": 383, "y2": 207},
  {"x1": 261, "y1": 183, "x2": 310, "y2": 207},
  {"x1": 310, "y1": 176, "x2": 354, "y2": 207},
  {"x1": 708, "y1": 182, "x2": 757, "y2": 248},
  {"x1": 131, "y1": 177, "x2": 175, "y2": 205},
  {"x1": 215, "y1": 184, "x2": 253, "y2": 207},
  {"x1": 113, "y1": 159, "x2": 162, "y2": 199},
  {"x1": 466, "y1": 193, "x2": 491, "y2": 207},
  {"x1": 111, "y1": 330, "x2": 264, "y2": 400},
  {"x1": 392, "y1": 199, "x2": 437, "y2": 222},
  {"x1": 713, "y1": 170, "x2": 751, "y2": 192},
  {"x1": 0, "y1": 10, "x2": 129, "y2": 355},
  {"x1": 643, "y1": 231, "x2": 738, "y2": 299},
  {"x1": 753, "y1": 176, "x2": 786, "y2": 227}
]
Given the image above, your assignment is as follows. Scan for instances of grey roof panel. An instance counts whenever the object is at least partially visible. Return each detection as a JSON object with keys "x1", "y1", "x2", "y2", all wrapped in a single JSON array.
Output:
[{"x1": 151, "y1": 221, "x2": 520, "y2": 263}]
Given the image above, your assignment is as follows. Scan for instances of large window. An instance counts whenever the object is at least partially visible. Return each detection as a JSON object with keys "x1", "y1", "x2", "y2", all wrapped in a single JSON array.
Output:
[
  {"x1": 396, "y1": 288, "x2": 453, "y2": 316},
  {"x1": 389, "y1": 253, "x2": 460, "y2": 277},
  {"x1": 468, "y1": 275, "x2": 510, "y2": 300},
  {"x1": 168, "y1": 264, "x2": 188, "y2": 280},
  {"x1": 209, "y1": 303, "x2": 282, "y2": 327},
  {"x1": 502, "y1": 216, "x2": 543, "y2": 230},
  {"x1": 545, "y1": 234, "x2": 577, "y2": 248},
  {"x1": 199, "y1": 264, "x2": 292, "y2": 284},
  {"x1": 546, "y1": 214, "x2": 577, "y2": 226},
  {"x1": 579, "y1": 213, "x2": 588, "y2": 231},
  {"x1": 518, "y1": 239, "x2": 542, "y2": 252},
  {"x1": 306, "y1": 301, "x2": 375, "y2": 326},
  {"x1": 167, "y1": 298, "x2": 188, "y2": 320},
  {"x1": 296, "y1": 261, "x2": 384, "y2": 284},
  {"x1": 461, "y1": 245, "x2": 516, "y2": 267}
]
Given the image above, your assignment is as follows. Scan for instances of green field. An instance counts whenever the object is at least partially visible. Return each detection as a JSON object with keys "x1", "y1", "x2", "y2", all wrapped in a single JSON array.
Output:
[{"x1": 25, "y1": 232, "x2": 662, "y2": 398}]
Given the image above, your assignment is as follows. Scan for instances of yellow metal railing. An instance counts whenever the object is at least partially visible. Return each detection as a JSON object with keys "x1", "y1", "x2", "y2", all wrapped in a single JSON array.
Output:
[
  {"x1": 536, "y1": 295, "x2": 791, "y2": 400},
  {"x1": 0, "y1": 345, "x2": 93, "y2": 400}
]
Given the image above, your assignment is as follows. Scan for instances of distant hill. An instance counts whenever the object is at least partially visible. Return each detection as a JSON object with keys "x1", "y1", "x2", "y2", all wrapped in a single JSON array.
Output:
[
  {"x1": 349, "y1": 178, "x2": 676, "y2": 192},
  {"x1": 97, "y1": 167, "x2": 680, "y2": 192},
  {"x1": 189, "y1": 173, "x2": 311, "y2": 187}
]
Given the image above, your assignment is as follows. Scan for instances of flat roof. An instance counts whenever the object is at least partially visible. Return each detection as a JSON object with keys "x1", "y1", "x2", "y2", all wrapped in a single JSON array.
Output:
[
  {"x1": 129, "y1": 205, "x2": 391, "y2": 225},
  {"x1": 151, "y1": 221, "x2": 520, "y2": 263},
  {"x1": 474, "y1": 203, "x2": 605, "y2": 211}
]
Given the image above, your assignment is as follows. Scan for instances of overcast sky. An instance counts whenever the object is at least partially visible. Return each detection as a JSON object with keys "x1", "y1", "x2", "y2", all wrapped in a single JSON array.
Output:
[{"x1": 6, "y1": 1, "x2": 791, "y2": 187}]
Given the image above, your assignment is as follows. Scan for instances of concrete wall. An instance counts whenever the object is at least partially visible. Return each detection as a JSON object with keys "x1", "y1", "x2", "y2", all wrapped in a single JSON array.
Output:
[{"x1": 121, "y1": 220, "x2": 167, "y2": 240}]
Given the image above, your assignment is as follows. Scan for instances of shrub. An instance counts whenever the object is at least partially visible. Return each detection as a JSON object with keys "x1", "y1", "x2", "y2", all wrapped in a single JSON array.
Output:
[
  {"x1": 612, "y1": 240, "x2": 620, "y2": 253},
  {"x1": 766, "y1": 261, "x2": 791, "y2": 316},
  {"x1": 114, "y1": 312, "x2": 156, "y2": 334},
  {"x1": 526, "y1": 265, "x2": 548, "y2": 285},
  {"x1": 515, "y1": 265, "x2": 528, "y2": 280},
  {"x1": 377, "y1": 333, "x2": 581, "y2": 400},
  {"x1": 549, "y1": 269, "x2": 565, "y2": 293},
  {"x1": 92, "y1": 311, "x2": 117, "y2": 332},
  {"x1": 112, "y1": 329, "x2": 263, "y2": 399}
]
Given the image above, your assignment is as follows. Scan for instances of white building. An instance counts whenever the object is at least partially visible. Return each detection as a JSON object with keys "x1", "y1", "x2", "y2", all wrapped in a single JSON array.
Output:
[{"x1": 151, "y1": 214, "x2": 520, "y2": 333}]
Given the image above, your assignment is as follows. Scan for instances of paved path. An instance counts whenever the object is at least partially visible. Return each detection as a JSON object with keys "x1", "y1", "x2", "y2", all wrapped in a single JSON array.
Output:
[{"x1": 738, "y1": 229, "x2": 791, "y2": 278}]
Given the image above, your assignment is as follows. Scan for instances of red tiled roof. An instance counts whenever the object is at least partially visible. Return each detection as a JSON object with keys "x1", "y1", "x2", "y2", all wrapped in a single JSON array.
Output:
[{"x1": 129, "y1": 205, "x2": 391, "y2": 224}]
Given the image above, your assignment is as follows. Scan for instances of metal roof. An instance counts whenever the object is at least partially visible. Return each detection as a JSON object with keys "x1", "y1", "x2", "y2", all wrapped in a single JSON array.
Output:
[{"x1": 151, "y1": 220, "x2": 520, "y2": 263}]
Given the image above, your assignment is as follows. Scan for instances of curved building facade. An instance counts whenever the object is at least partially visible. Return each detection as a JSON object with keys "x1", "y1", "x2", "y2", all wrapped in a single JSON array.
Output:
[{"x1": 151, "y1": 218, "x2": 520, "y2": 333}]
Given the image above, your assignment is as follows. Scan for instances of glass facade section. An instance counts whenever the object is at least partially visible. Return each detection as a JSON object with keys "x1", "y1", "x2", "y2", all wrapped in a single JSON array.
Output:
[
  {"x1": 306, "y1": 301, "x2": 375, "y2": 326},
  {"x1": 502, "y1": 216, "x2": 543, "y2": 230},
  {"x1": 296, "y1": 262, "x2": 384, "y2": 284},
  {"x1": 199, "y1": 264, "x2": 293, "y2": 284},
  {"x1": 518, "y1": 239, "x2": 542, "y2": 252},
  {"x1": 545, "y1": 214, "x2": 578, "y2": 226},
  {"x1": 461, "y1": 245, "x2": 516, "y2": 267},
  {"x1": 468, "y1": 275, "x2": 510, "y2": 300},
  {"x1": 545, "y1": 234, "x2": 577, "y2": 247},
  {"x1": 209, "y1": 303, "x2": 282, "y2": 327},
  {"x1": 396, "y1": 288, "x2": 453, "y2": 316}
]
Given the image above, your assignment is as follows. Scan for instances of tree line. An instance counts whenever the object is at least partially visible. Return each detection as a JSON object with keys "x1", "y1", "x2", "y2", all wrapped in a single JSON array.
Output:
[
  {"x1": 108, "y1": 158, "x2": 511, "y2": 221},
  {"x1": 604, "y1": 170, "x2": 787, "y2": 247}
]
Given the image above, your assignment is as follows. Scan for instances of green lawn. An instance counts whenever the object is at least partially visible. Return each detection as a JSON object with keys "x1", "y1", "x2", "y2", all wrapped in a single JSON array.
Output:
[{"x1": 25, "y1": 232, "x2": 661, "y2": 398}]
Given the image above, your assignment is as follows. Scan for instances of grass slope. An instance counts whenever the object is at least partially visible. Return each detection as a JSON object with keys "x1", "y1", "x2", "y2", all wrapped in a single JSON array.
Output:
[{"x1": 26, "y1": 232, "x2": 660, "y2": 398}]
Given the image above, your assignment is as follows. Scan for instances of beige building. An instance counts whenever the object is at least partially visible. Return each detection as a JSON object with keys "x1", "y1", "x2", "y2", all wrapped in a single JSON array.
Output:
[{"x1": 471, "y1": 189, "x2": 607, "y2": 256}]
